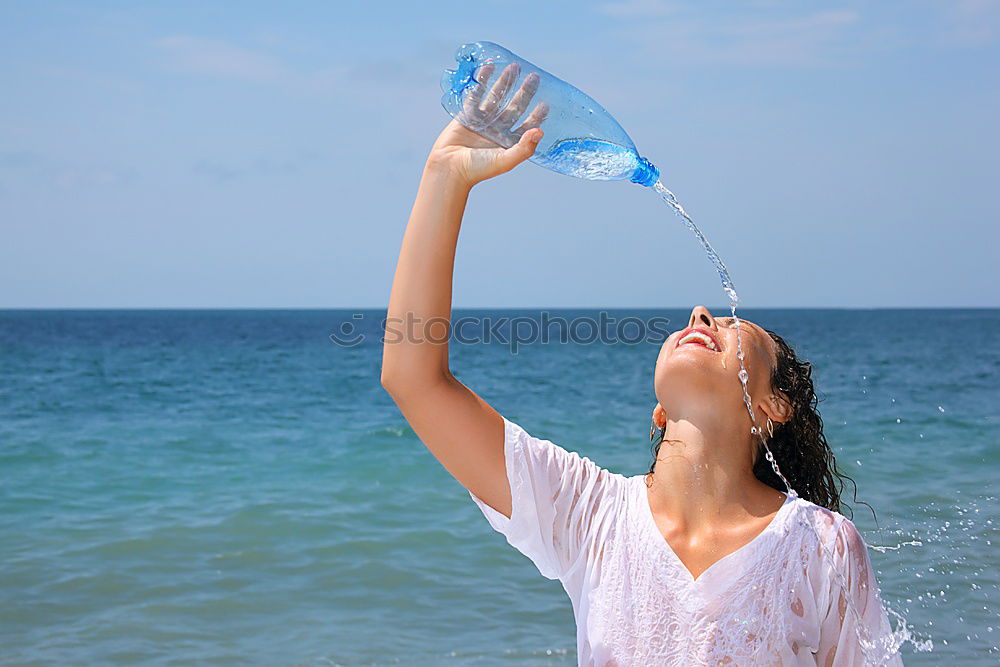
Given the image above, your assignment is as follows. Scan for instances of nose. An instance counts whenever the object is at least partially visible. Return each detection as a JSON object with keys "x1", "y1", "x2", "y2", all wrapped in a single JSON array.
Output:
[{"x1": 687, "y1": 305, "x2": 717, "y2": 330}]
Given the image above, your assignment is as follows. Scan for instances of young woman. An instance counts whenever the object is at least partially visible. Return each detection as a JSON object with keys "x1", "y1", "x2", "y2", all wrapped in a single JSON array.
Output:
[{"x1": 382, "y1": 67, "x2": 901, "y2": 666}]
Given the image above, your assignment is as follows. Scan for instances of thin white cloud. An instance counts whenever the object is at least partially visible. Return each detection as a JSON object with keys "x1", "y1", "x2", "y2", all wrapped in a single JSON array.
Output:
[
  {"x1": 955, "y1": 0, "x2": 1000, "y2": 14},
  {"x1": 599, "y1": 0, "x2": 678, "y2": 18},
  {"x1": 155, "y1": 35, "x2": 289, "y2": 84},
  {"x1": 53, "y1": 166, "x2": 131, "y2": 189},
  {"x1": 941, "y1": 0, "x2": 999, "y2": 46},
  {"x1": 606, "y1": 8, "x2": 863, "y2": 67},
  {"x1": 722, "y1": 10, "x2": 858, "y2": 36},
  {"x1": 0, "y1": 151, "x2": 38, "y2": 169},
  {"x1": 153, "y1": 34, "x2": 354, "y2": 95}
]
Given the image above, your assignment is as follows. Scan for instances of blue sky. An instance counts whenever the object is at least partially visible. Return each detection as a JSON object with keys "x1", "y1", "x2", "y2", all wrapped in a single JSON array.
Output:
[{"x1": 2, "y1": 0, "x2": 998, "y2": 308}]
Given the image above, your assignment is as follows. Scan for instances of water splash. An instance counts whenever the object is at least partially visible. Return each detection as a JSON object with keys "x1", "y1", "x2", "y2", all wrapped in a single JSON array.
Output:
[{"x1": 870, "y1": 540, "x2": 924, "y2": 553}]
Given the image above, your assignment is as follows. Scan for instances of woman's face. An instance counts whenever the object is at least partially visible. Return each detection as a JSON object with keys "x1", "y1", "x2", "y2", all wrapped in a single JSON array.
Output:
[{"x1": 653, "y1": 305, "x2": 780, "y2": 423}]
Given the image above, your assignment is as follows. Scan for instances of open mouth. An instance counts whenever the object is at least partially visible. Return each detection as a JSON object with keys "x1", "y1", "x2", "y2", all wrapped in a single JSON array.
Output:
[{"x1": 675, "y1": 327, "x2": 721, "y2": 352}]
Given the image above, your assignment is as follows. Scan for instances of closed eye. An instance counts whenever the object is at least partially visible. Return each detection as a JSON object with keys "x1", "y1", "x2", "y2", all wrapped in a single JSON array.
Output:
[{"x1": 720, "y1": 317, "x2": 757, "y2": 337}]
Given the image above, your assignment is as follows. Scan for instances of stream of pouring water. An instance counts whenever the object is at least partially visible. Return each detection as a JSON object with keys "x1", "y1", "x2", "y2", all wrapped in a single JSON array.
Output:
[
  {"x1": 652, "y1": 181, "x2": 796, "y2": 493},
  {"x1": 651, "y1": 179, "x2": 925, "y2": 662}
]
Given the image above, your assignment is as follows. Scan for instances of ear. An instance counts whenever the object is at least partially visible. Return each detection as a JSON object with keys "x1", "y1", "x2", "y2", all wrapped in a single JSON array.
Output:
[
  {"x1": 652, "y1": 403, "x2": 667, "y2": 428},
  {"x1": 759, "y1": 391, "x2": 792, "y2": 424}
]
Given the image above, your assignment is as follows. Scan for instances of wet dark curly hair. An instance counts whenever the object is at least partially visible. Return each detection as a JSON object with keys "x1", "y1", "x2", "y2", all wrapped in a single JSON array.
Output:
[{"x1": 646, "y1": 327, "x2": 866, "y2": 517}]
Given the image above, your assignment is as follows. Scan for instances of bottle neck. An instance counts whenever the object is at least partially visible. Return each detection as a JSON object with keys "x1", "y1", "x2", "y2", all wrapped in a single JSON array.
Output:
[{"x1": 630, "y1": 157, "x2": 660, "y2": 187}]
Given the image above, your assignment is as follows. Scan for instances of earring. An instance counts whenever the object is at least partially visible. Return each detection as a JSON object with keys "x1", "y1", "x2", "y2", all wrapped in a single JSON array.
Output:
[
  {"x1": 650, "y1": 419, "x2": 666, "y2": 444},
  {"x1": 766, "y1": 417, "x2": 775, "y2": 439}
]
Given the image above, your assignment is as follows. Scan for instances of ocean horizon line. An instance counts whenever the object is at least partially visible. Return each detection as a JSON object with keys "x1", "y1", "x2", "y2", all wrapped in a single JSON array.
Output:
[{"x1": 1, "y1": 305, "x2": 998, "y2": 312}]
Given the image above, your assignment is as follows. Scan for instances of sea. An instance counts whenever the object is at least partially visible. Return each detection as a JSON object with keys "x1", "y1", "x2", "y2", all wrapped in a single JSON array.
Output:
[{"x1": 1, "y1": 308, "x2": 997, "y2": 665}]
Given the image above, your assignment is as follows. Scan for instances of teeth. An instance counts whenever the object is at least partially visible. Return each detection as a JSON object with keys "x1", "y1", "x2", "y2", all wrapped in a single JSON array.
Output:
[{"x1": 678, "y1": 331, "x2": 718, "y2": 351}]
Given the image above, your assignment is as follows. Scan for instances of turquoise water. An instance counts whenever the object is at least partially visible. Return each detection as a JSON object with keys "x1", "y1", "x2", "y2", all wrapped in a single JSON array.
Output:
[{"x1": 2, "y1": 309, "x2": 998, "y2": 664}]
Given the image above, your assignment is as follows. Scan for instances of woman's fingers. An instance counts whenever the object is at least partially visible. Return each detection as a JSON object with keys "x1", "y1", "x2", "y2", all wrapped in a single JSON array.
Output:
[
  {"x1": 512, "y1": 101, "x2": 550, "y2": 136},
  {"x1": 454, "y1": 62, "x2": 549, "y2": 156},
  {"x1": 462, "y1": 63, "x2": 495, "y2": 117},
  {"x1": 479, "y1": 62, "x2": 519, "y2": 117},
  {"x1": 495, "y1": 72, "x2": 540, "y2": 129}
]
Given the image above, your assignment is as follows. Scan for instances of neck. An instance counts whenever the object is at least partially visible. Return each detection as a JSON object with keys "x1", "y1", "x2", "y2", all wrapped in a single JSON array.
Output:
[{"x1": 645, "y1": 414, "x2": 778, "y2": 532}]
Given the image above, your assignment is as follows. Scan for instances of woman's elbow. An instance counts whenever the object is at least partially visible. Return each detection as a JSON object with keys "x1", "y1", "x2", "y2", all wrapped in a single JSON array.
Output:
[{"x1": 380, "y1": 360, "x2": 447, "y2": 399}]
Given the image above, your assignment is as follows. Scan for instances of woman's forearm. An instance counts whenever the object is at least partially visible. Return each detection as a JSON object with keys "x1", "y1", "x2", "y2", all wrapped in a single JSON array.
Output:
[
  {"x1": 381, "y1": 158, "x2": 472, "y2": 392},
  {"x1": 381, "y1": 115, "x2": 542, "y2": 394}
]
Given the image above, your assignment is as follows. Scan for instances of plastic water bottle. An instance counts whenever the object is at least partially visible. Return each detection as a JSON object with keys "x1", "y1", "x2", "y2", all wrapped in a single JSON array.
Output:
[{"x1": 440, "y1": 41, "x2": 660, "y2": 187}]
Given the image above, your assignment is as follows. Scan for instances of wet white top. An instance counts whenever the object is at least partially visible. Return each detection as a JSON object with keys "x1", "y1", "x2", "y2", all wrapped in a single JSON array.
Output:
[{"x1": 468, "y1": 417, "x2": 903, "y2": 666}]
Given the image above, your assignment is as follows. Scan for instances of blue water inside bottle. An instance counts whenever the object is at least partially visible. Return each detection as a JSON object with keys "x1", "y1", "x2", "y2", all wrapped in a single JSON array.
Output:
[{"x1": 440, "y1": 41, "x2": 659, "y2": 187}]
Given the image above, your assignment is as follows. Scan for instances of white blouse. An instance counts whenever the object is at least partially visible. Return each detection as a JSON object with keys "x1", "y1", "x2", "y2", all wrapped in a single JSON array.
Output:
[{"x1": 468, "y1": 417, "x2": 903, "y2": 666}]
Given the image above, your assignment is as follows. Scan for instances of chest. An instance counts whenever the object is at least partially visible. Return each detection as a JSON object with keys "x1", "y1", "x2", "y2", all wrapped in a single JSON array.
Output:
[
  {"x1": 582, "y1": 524, "x2": 821, "y2": 665},
  {"x1": 649, "y1": 514, "x2": 781, "y2": 582}
]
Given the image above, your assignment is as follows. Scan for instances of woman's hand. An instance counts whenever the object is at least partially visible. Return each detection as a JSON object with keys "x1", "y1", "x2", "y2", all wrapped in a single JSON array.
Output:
[{"x1": 427, "y1": 62, "x2": 549, "y2": 188}]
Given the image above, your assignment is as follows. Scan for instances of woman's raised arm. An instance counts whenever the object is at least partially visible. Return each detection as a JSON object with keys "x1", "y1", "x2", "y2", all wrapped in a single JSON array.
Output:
[{"x1": 380, "y1": 63, "x2": 547, "y2": 518}]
